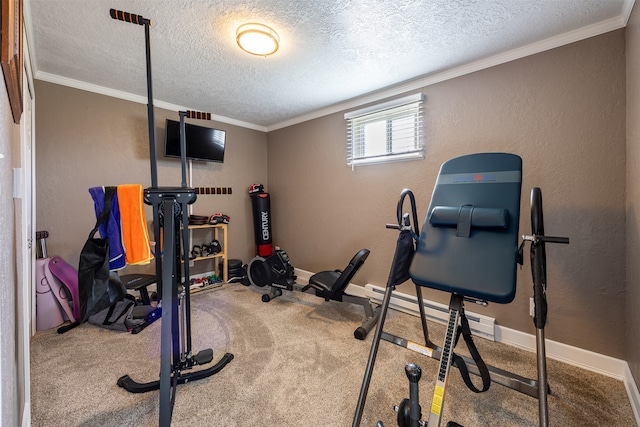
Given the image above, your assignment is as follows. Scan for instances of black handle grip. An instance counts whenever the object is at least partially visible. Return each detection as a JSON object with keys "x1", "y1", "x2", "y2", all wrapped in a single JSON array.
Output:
[
  {"x1": 405, "y1": 363, "x2": 422, "y2": 383},
  {"x1": 185, "y1": 110, "x2": 211, "y2": 120},
  {"x1": 109, "y1": 9, "x2": 148, "y2": 25},
  {"x1": 539, "y1": 236, "x2": 570, "y2": 244}
]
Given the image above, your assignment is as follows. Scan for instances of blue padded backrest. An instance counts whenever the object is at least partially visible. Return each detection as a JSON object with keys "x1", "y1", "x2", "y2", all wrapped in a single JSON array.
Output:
[{"x1": 409, "y1": 153, "x2": 522, "y2": 304}]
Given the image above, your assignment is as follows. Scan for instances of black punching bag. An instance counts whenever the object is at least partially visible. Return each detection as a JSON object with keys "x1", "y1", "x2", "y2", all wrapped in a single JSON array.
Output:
[{"x1": 249, "y1": 184, "x2": 273, "y2": 257}]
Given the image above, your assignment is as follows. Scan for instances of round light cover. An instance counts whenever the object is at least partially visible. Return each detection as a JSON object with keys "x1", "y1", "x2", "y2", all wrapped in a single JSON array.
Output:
[{"x1": 236, "y1": 23, "x2": 280, "y2": 56}]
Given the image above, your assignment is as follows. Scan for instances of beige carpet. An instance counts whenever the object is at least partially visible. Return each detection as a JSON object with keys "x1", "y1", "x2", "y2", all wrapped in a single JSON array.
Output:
[{"x1": 30, "y1": 284, "x2": 636, "y2": 426}]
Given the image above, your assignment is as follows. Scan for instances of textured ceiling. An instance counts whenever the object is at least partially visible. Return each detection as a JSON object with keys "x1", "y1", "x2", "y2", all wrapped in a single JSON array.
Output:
[{"x1": 25, "y1": 0, "x2": 633, "y2": 130}]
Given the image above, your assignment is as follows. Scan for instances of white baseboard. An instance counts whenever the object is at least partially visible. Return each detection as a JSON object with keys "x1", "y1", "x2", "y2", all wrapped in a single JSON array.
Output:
[
  {"x1": 625, "y1": 364, "x2": 640, "y2": 425},
  {"x1": 495, "y1": 325, "x2": 627, "y2": 380}
]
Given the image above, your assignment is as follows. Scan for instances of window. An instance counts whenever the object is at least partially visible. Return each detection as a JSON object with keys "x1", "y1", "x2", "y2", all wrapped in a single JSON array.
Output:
[{"x1": 345, "y1": 93, "x2": 424, "y2": 166}]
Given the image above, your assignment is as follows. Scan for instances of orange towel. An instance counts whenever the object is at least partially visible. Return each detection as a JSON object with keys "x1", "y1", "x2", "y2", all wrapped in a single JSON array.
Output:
[{"x1": 117, "y1": 184, "x2": 153, "y2": 265}]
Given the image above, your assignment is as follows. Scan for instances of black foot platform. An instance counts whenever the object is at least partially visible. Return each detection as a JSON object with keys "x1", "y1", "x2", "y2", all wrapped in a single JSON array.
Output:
[{"x1": 117, "y1": 352, "x2": 234, "y2": 394}]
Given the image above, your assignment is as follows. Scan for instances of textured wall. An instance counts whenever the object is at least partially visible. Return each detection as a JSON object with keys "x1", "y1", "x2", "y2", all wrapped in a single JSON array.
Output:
[
  {"x1": 35, "y1": 81, "x2": 268, "y2": 275},
  {"x1": 0, "y1": 68, "x2": 19, "y2": 426},
  {"x1": 626, "y1": 3, "x2": 640, "y2": 390},
  {"x1": 267, "y1": 30, "x2": 627, "y2": 358}
]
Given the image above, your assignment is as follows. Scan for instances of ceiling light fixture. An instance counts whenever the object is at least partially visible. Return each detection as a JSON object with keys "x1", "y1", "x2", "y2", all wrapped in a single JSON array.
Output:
[{"x1": 236, "y1": 23, "x2": 280, "y2": 56}]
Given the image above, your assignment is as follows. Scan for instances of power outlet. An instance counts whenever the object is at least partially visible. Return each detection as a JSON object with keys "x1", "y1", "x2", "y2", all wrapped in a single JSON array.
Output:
[{"x1": 529, "y1": 297, "x2": 535, "y2": 317}]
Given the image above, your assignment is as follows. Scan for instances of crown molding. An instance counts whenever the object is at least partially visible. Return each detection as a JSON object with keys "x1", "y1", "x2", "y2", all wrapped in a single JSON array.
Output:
[
  {"x1": 29, "y1": 0, "x2": 635, "y2": 134},
  {"x1": 34, "y1": 71, "x2": 268, "y2": 132},
  {"x1": 266, "y1": 2, "x2": 634, "y2": 132}
]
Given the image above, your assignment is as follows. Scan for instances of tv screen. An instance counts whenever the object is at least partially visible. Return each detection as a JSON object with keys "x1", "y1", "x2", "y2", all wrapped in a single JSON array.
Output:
[{"x1": 164, "y1": 119, "x2": 226, "y2": 163}]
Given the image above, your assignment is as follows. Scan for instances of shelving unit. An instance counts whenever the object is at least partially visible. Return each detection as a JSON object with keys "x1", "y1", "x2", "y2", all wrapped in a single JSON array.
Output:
[{"x1": 188, "y1": 223, "x2": 228, "y2": 282}]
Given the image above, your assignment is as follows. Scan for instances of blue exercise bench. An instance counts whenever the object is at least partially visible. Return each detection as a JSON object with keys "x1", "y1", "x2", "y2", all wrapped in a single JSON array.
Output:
[{"x1": 352, "y1": 153, "x2": 568, "y2": 427}]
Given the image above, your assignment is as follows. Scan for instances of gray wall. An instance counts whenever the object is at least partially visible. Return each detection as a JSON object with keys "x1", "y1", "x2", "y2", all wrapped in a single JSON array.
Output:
[
  {"x1": 267, "y1": 30, "x2": 627, "y2": 359},
  {"x1": 627, "y1": 3, "x2": 640, "y2": 391},
  {"x1": 35, "y1": 81, "x2": 268, "y2": 275}
]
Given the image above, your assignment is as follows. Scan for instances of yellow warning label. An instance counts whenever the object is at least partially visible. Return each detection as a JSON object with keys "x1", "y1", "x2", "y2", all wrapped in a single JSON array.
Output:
[
  {"x1": 431, "y1": 385, "x2": 445, "y2": 415},
  {"x1": 407, "y1": 341, "x2": 433, "y2": 357}
]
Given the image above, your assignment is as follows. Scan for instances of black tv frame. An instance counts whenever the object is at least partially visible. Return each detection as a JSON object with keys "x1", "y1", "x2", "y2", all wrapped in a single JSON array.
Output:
[{"x1": 164, "y1": 118, "x2": 226, "y2": 163}]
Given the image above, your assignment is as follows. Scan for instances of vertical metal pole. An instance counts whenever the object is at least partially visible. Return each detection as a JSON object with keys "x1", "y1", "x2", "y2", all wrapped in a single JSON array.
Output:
[
  {"x1": 415, "y1": 285, "x2": 436, "y2": 348},
  {"x1": 159, "y1": 198, "x2": 175, "y2": 427},
  {"x1": 143, "y1": 19, "x2": 163, "y2": 302},
  {"x1": 172, "y1": 213, "x2": 181, "y2": 361},
  {"x1": 179, "y1": 113, "x2": 188, "y2": 188},
  {"x1": 427, "y1": 294, "x2": 462, "y2": 427},
  {"x1": 533, "y1": 240, "x2": 549, "y2": 427},
  {"x1": 353, "y1": 283, "x2": 394, "y2": 426},
  {"x1": 178, "y1": 112, "x2": 193, "y2": 354},
  {"x1": 536, "y1": 327, "x2": 549, "y2": 426},
  {"x1": 144, "y1": 21, "x2": 158, "y2": 189},
  {"x1": 181, "y1": 197, "x2": 193, "y2": 354}
]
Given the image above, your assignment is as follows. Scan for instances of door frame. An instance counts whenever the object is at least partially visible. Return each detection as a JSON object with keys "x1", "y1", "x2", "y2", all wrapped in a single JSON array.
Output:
[{"x1": 18, "y1": 26, "x2": 35, "y2": 427}]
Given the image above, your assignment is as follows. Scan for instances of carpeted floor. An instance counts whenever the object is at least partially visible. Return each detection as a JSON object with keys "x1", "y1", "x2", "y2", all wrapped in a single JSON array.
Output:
[{"x1": 30, "y1": 284, "x2": 637, "y2": 426}]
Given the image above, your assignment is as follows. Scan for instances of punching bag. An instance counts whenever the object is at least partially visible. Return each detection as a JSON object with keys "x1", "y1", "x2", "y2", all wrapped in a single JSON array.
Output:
[{"x1": 249, "y1": 184, "x2": 273, "y2": 257}]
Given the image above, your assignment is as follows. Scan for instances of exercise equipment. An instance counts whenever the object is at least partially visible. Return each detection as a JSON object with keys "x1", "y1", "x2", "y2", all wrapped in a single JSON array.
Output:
[
  {"x1": 245, "y1": 179, "x2": 380, "y2": 339},
  {"x1": 521, "y1": 187, "x2": 570, "y2": 425},
  {"x1": 246, "y1": 183, "x2": 295, "y2": 291},
  {"x1": 249, "y1": 184, "x2": 273, "y2": 257},
  {"x1": 352, "y1": 153, "x2": 569, "y2": 427},
  {"x1": 247, "y1": 249, "x2": 296, "y2": 297},
  {"x1": 120, "y1": 274, "x2": 156, "y2": 306},
  {"x1": 247, "y1": 248, "x2": 381, "y2": 339},
  {"x1": 302, "y1": 249, "x2": 381, "y2": 340},
  {"x1": 224, "y1": 259, "x2": 245, "y2": 282},
  {"x1": 119, "y1": 273, "x2": 162, "y2": 333},
  {"x1": 109, "y1": 9, "x2": 233, "y2": 427},
  {"x1": 35, "y1": 258, "x2": 70, "y2": 330}
]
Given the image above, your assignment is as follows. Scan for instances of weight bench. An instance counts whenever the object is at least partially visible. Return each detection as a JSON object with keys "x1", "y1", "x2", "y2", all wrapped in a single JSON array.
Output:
[
  {"x1": 120, "y1": 273, "x2": 156, "y2": 305},
  {"x1": 251, "y1": 248, "x2": 381, "y2": 340},
  {"x1": 301, "y1": 249, "x2": 381, "y2": 340},
  {"x1": 119, "y1": 273, "x2": 161, "y2": 334},
  {"x1": 353, "y1": 153, "x2": 568, "y2": 427}
]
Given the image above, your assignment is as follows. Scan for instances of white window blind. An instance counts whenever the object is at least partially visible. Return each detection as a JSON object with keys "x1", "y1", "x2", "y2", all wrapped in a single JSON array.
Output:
[{"x1": 345, "y1": 93, "x2": 424, "y2": 167}]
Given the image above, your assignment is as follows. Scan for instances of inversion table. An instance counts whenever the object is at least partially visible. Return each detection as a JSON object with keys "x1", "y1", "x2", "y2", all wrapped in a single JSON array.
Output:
[{"x1": 353, "y1": 152, "x2": 568, "y2": 427}]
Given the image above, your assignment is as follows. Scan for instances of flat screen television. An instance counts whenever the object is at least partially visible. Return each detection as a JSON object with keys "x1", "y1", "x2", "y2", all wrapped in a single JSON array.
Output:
[{"x1": 164, "y1": 119, "x2": 226, "y2": 163}]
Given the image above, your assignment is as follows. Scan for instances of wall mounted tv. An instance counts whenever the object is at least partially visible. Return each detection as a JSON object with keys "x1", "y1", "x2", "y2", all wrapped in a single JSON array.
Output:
[{"x1": 164, "y1": 119, "x2": 226, "y2": 163}]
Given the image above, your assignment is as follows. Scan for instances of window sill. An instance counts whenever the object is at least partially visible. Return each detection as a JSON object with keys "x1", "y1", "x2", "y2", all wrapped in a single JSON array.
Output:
[{"x1": 348, "y1": 151, "x2": 424, "y2": 167}]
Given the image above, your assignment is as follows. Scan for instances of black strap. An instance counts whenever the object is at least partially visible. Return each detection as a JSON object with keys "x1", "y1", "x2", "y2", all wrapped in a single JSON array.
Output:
[
  {"x1": 456, "y1": 205, "x2": 474, "y2": 238},
  {"x1": 88, "y1": 186, "x2": 117, "y2": 239},
  {"x1": 453, "y1": 310, "x2": 491, "y2": 393},
  {"x1": 57, "y1": 320, "x2": 80, "y2": 334},
  {"x1": 102, "y1": 300, "x2": 135, "y2": 326}
]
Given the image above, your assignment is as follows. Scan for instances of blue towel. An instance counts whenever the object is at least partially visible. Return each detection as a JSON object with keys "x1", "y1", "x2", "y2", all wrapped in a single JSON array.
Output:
[{"x1": 89, "y1": 186, "x2": 126, "y2": 271}]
